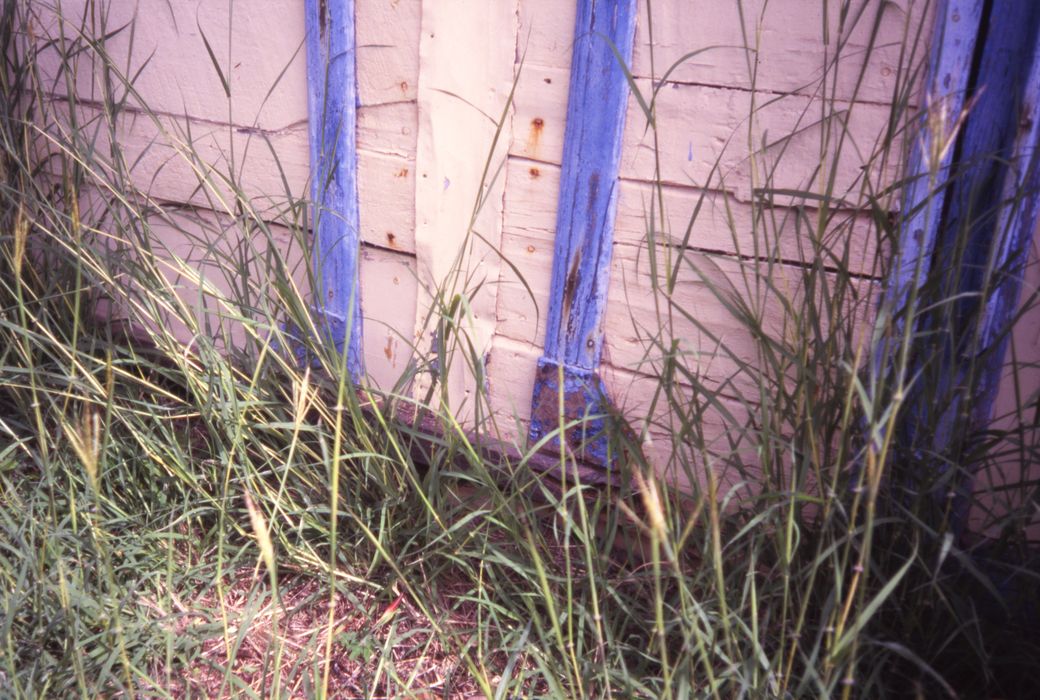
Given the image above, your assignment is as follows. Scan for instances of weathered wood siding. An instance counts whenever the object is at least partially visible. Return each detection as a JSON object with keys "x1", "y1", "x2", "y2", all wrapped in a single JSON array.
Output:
[
  {"x1": 35, "y1": 0, "x2": 420, "y2": 390},
  {"x1": 42, "y1": 0, "x2": 1040, "y2": 495},
  {"x1": 488, "y1": 0, "x2": 921, "y2": 487}
]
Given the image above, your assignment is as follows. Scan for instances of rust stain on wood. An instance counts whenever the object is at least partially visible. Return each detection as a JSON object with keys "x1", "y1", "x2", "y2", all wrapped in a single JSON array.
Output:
[
  {"x1": 530, "y1": 365, "x2": 590, "y2": 429},
  {"x1": 528, "y1": 117, "x2": 544, "y2": 153}
]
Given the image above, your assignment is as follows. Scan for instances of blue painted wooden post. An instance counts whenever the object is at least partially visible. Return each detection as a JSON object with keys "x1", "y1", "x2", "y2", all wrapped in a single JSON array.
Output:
[
  {"x1": 945, "y1": 1, "x2": 1040, "y2": 433},
  {"x1": 528, "y1": 0, "x2": 638, "y2": 468},
  {"x1": 885, "y1": 0, "x2": 1040, "y2": 519},
  {"x1": 973, "y1": 37, "x2": 1040, "y2": 426},
  {"x1": 303, "y1": 0, "x2": 363, "y2": 378},
  {"x1": 879, "y1": 0, "x2": 983, "y2": 347}
]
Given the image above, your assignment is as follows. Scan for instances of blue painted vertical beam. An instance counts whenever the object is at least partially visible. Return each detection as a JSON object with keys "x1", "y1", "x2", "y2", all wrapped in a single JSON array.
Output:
[
  {"x1": 528, "y1": 0, "x2": 638, "y2": 467},
  {"x1": 937, "y1": 0, "x2": 1040, "y2": 429},
  {"x1": 885, "y1": 0, "x2": 1040, "y2": 521},
  {"x1": 972, "y1": 36, "x2": 1040, "y2": 427},
  {"x1": 880, "y1": 0, "x2": 983, "y2": 338},
  {"x1": 303, "y1": 0, "x2": 363, "y2": 378}
]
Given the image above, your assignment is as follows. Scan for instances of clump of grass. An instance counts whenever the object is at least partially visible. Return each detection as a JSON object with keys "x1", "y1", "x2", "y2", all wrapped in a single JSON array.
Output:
[
  {"x1": 2, "y1": 0, "x2": 1039, "y2": 698},
  {"x1": 610, "y1": 0, "x2": 1040, "y2": 696}
]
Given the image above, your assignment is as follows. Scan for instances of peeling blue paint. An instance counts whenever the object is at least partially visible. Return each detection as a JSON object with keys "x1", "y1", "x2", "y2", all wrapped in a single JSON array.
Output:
[
  {"x1": 529, "y1": 359, "x2": 613, "y2": 466},
  {"x1": 883, "y1": 0, "x2": 1040, "y2": 521},
  {"x1": 529, "y1": 0, "x2": 637, "y2": 467},
  {"x1": 940, "y1": 1, "x2": 1040, "y2": 429},
  {"x1": 304, "y1": 0, "x2": 363, "y2": 378},
  {"x1": 880, "y1": 0, "x2": 984, "y2": 343}
]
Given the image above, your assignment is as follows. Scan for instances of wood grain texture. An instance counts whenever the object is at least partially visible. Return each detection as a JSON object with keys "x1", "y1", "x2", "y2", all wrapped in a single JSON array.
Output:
[
  {"x1": 33, "y1": 0, "x2": 309, "y2": 130},
  {"x1": 540, "y1": 0, "x2": 637, "y2": 369},
  {"x1": 34, "y1": 0, "x2": 421, "y2": 257},
  {"x1": 35, "y1": 0, "x2": 958, "y2": 491},
  {"x1": 504, "y1": 158, "x2": 882, "y2": 276},
  {"x1": 412, "y1": 0, "x2": 518, "y2": 421},
  {"x1": 497, "y1": 227, "x2": 877, "y2": 399},
  {"x1": 518, "y1": 0, "x2": 927, "y2": 103},
  {"x1": 905, "y1": 2, "x2": 1040, "y2": 446},
  {"x1": 46, "y1": 100, "x2": 417, "y2": 254},
  {"x1": 867, "y1": 0, "x2": 1040, "y2": 534},
  {"x1": 510, "y1": 65, "x2": 900, "y2": 203},
  {"x1": 971, "y1": 18, "x2": 1040, "y2": 427},
  {"x1": 39, "y1": 0, "x2": 422, "y2": 389},
  {"x1": 950, "y1": 1, "x2": 1040, "y2": 430},
  {"x1": 527, "y1": 0, "x2": 637, "y2": 466},
  {"x1": 356, "y1": 0, "x2": 422, "y2": 106},
  {"x1": 360, "y1": 246, "x2": 419, "y2": 391},
  {"x1": 33, "y1": 0, "x2": 420, "y2": 128}
]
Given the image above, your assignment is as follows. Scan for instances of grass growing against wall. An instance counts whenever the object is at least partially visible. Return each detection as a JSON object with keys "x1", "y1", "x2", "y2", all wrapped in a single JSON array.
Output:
[{"x1": 2, "y1": 0, "x2": 1039, "y2": 697}]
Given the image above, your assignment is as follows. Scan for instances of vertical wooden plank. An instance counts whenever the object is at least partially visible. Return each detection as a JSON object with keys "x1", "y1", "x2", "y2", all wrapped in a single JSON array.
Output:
[
  {"x1": 884, "y1": 0, "x2": 1040, "y2": 528},
  {"x1": 304, "y1": 0, "x2": 363, "y2": 378},
  {"x1": 528, "y1": 0, "x2": 638, "y2": 467},
  {"x1": 944, "y1": 1, "x2": 1040, "y2": 428},
  {"x1": 412, "y1": 0, "x2": 517, "y2": 421},
  {"x1": 973, "y1": 78, "x2": 1040, "y2": 427},
  {"x1": 880, "y1": 0, "x2": 984, "y2": 343},
  {"x1": 875, "y1": 1, "x2": 983, "y2": 479},
  {"x1": 938, "y1": 0, "x2": 1040, "y2": 529}
]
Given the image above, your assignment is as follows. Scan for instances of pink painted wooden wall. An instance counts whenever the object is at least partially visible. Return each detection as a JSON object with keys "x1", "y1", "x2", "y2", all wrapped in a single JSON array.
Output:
[{"x1": 35, "y1": 1, "x2": 1036, "y2": 497}]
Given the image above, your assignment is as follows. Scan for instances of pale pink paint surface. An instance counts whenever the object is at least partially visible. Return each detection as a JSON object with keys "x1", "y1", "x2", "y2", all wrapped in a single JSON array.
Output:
[{"x1": 41, "y1": 0, "x2": 1039, "y2": 514}]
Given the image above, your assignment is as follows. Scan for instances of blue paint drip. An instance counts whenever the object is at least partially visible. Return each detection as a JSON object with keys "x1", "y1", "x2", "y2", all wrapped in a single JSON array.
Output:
[
  {"x1": 304, "y1": 0, "x2": 363, "y2": 379},
  {"x1": 530, "y1": 0, "x2": 638, "y2": 468}
]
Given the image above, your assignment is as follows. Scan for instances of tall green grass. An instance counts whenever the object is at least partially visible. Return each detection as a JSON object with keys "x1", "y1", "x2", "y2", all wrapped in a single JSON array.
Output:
[
  {"x1": 619, "y1": 1, "x2": 1040, "y2": 696},
  {"x1": 2, "y1": 0, "x2": 1038, "y2": 697}
]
